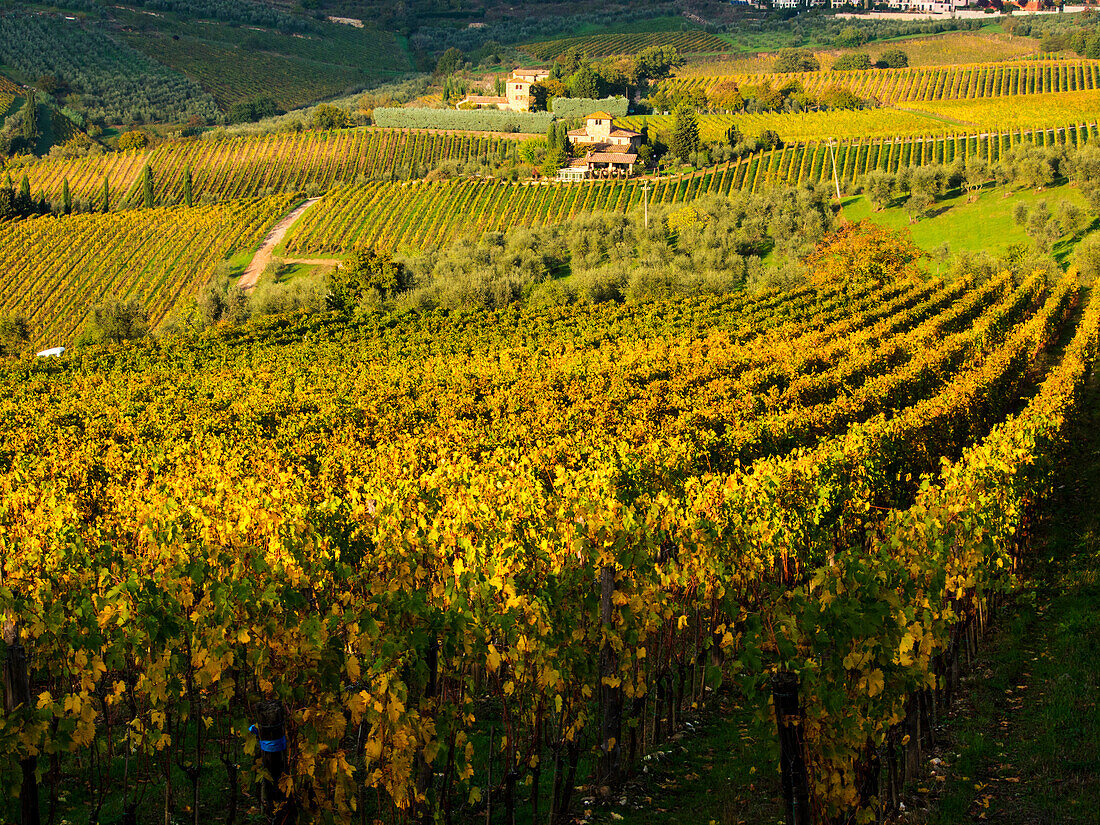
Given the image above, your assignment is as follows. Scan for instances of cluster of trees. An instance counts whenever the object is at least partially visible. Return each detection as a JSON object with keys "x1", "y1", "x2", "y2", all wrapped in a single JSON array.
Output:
[
  {"x1": 395, "y1": 186, "x2": 833, "y2": 310},
  {"x1": 648, "y1": 77, "x2": 872, "y2": 118},
  {"x1": 408, "y1": 7, "x2": 674, "y2": 55},
  {"x1": 76, "y1": 299, "x2": 151, "y2": 346},
  {"x1": 733, "y1": 14, "x2": 985, "y2": 51},
  {"x1": 189, "y1": 262, "x2": 330, "y2": 333},
  {"x1": 526, "y1": 45, "x2": 682, "y2": 110},
  {"x1": 168, "y1": 185, "x2": 835, "y2": 336},
  {"x1": 228, "y1": 97, "x2": 283, "y2": 125},
  {"x1": 129, "y1": 0, "x2": 319, "y2": 34},
  {"x1": 0, "y1": 174, "x2": 52, "y2": 221},
  {"x1": 1012, "y1": 199, "x2": 1091, "y2": 253},
  {"x1": 1006, "y1": 13, "x2": 1100, "y2": 59},
  {"x1": 772, "y1": 46, "x2": 908, "y2": 74},
  {"x1": 0, "y1": 92, "x2": 39, "y2": 158}
]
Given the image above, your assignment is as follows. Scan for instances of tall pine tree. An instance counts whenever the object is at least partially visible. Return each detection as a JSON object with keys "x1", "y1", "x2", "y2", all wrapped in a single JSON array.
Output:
[
  {"x1": 62, "y1": 178, "x2": 71, "y2": 215},
  {"x1": 183, "y1": 165, "x2": 193, "y2": 208},
  {"x1": 142, "y1": 164, "x2": 154, "y2": 209}
]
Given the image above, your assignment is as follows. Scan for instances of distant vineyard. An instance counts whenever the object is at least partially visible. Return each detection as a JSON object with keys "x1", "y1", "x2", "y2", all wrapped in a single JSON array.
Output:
[
  {"x1": 914, "y1": 89, "x2": 1100, "y2": 132},
  {"x1": 521, "y1": 30, "x2": 731, "y2": 60},
  {"x1": 124, "y1": 35, "x2": 362, "y2": 110},
  {"x1": 283, "y1": 122, "x2": 1098, "y2": 256},
  {"x1": 678, "y1": 32, "x2": 1044, "y2": 77},
  {"x1": 625, "y1": 89, "x2": 1100, "y2": 143},
  {"x1": 0, "y1": 74, "x2": 20, "y2": 94},
  {"x1": 13, "y1": 129, "x2": 518, "y2": 209},
  {"x1": 0, "y1": 195, "x2": 292, "y2": 346},
  {"x1": 0, "y1": 13, "x2": 220, "y2": 124},
  {"x1": 662, "y1": 59, "x2": 1100, "y2": 106},
  {"x1": 0, "y1": 93, "x2": 14, "y2": 119},
  {"x1": 625, "y1": 109, "x2": 947, "y2": 143}
]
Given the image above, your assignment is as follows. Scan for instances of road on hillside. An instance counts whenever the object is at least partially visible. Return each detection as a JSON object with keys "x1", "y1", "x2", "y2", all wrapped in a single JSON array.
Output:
[{"x1": 240, "y1": 198, "x2": 322, "y2": 291}]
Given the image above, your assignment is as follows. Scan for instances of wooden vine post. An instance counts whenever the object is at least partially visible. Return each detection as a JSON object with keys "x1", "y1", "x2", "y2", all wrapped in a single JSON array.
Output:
[
  {"x1": 599, "y1": 563, "x2": 622, "y2": 786},
  {"x1": 253, "y1": 700, "x2": 294, "y2": 824},
  {"x1": 771, "y1": 672, "x2": 810, "y2": 825},
  {"x1": 3, "y1": 619, "x2": 40, "y2": 825}
]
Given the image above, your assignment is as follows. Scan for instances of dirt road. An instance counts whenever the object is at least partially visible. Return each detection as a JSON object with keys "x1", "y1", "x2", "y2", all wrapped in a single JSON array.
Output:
[{"x1": 239, "y1": 198, "x2": 322, "y2": 290}]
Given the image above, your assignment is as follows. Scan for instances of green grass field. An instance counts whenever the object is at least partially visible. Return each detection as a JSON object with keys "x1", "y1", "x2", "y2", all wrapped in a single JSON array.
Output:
[{"x1": 843, "y1": 180, "x2": 1093, "y2": 274}]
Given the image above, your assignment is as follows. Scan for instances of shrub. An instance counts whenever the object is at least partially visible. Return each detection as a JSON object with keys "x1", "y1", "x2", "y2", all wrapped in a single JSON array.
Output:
[
  {"x1": 77, "y1": 299, "x2": 149, "y2": 345},
  {"x1": 1072, "y1": 233, "x2": 1100, "y2": 285},
  {"x1": 877, "y1": 48, "x2": 909, "y2": 68},
  {"x1": 832, "y1": 53, "x2": 873, "y2": 71},
  {"x1": 117, "y1": 130, "x2": 148, "y2": 151},
  {"x1": 251, "y1": 270, "x2": 329, "y2": 316},
  {"x1": 312, "y1": 104, "x2": 354, "y2": 131},
  {"x1": 773, "y1": 48, "x2": 820, "y2": 73},
  {"x1": 0, "y1": 315, "x2": 29, "y2": 358}
]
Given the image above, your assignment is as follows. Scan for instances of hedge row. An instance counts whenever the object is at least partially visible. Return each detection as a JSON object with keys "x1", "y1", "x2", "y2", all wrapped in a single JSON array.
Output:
[
  {"x1": 373, "y1": 107, "x2": 555, "y2": 133},
  {"x1": 550, "y1": 96, "x2": 629, "y2": 117}
]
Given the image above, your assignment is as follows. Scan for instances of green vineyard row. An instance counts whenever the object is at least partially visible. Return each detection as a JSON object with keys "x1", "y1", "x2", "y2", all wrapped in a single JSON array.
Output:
[
  {"x1": 663, "y1": 59, "x2": 1100, "y2": 105},
  {"x1": 11, "y1": 128, "x2": 518, "y2": 210},
  {"x1": 520, "y1": 29, "x2": 731, "y2": 60},
  {"x1": 0, "y1": 195, "x2": 292, "y2": 346}
]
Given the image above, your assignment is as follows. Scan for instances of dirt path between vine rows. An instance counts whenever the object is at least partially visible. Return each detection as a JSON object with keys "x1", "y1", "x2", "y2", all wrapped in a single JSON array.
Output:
[{"x1": 240, "y1": 198, "x2": 322, "y2": 291}]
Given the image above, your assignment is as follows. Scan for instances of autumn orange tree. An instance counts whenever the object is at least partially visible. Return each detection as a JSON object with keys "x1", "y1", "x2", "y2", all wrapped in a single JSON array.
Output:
[{"x1": 806, "y1": 221, "x2": 926, "y2": 287}]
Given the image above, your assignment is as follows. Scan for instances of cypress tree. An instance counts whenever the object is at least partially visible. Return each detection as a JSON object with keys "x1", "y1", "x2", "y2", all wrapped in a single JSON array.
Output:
[
  {"x1": 62, "y1": 178, "x2": 71, "y2": 215},
  {"x1": 22, "y1": 91, "x2": 37, "y2": 144},
  {"x1": 183, "y1": 165, "x2": 193, "y2": 208},
  {"x1": 16, "y1": 174, "x2": 31, "y2": 215},
  {"x1": 142, "y1": 164, "x2": 154, "y2": 209},
  {"x1": 102, "y1": 175, "x2": 110, "y2": 213},
  {"x1": 671, "y1": 107, "x2": 700, "y2": 164}
]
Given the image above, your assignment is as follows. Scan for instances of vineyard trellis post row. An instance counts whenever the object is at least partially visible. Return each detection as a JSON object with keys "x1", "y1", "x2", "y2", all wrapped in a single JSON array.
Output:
[
  {"x1": 599, "y1": 563, "x2": 623, "y2": 787},
  {"x1": 772, "y1": 672, "x2": 810, "y2": 825},
  {"x1": 2, "y1": 622, "x2": 40, "y2": 825}
]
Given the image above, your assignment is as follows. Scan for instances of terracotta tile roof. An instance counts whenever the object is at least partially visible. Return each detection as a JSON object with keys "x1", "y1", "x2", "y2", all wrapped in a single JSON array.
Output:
[
  {"x1": 586, "y1": 111, "x2": 615, "y2": 120},
  {"x1": 609, "y1": 127, "x2": 640, "y2": 138},
  {"x1": 586, "y1": 152, "x2": 637, "y2": 164},
  {"x1": 567, "y1": 128, "x2": 590, "y2": 137}
]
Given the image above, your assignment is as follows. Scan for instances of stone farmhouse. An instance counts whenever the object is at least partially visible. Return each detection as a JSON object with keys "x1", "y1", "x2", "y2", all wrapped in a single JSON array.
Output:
[
  {"x1": 558, "y1": 112, "x2": 643, "y2": 181},
  {"x1": 457, "y1": 68, "x2": 551, "y2": 112}
]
